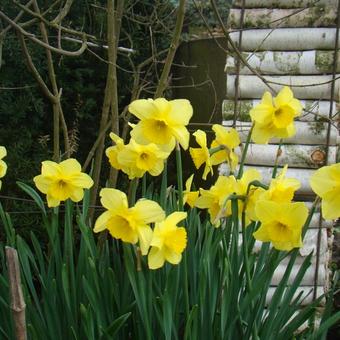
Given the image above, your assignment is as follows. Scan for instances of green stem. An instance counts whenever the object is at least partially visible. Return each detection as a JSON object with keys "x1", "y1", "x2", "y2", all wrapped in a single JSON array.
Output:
[
  {"x1": 128, "y1": 178, "x2": 139, "y2": 205},
  {"x1": 160, "y1": 160, "x2": 168, "y2": 209},
  {"x1": 241, "y1": 210, "x2": 259, "y2": 339},
  {"x1": 237, "y1": 123, "x2": 254, "y2": 179},
  {"x1": 175, "y1": 143, "x2": 184, "y2": 211},
  {"x1": 175, "y1": 142, "x2": 189, "y2": 321},
  {"x1": 271, "y1": 139, "x2": 283, "y2": 179}
]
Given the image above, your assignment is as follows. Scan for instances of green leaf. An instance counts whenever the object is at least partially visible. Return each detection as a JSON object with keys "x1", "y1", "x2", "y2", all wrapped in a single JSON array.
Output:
[
  {"x1": 100, "y1": 312, "x2": 131, "y2": 338},
  {"x1": 16, "y1": 181, "x2": 46, "y2": 216}
]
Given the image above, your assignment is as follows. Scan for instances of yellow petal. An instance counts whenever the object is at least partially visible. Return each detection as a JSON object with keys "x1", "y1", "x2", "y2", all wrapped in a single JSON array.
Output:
[
  {"x1": 193, "y1": 130, "x2": 207, "y2": 148},
  {"x1": 69, "y1": 173, "x2": 94, "y2": 188},
  {"x1": 132, "y1": 199, "x2": 165, "y2": 224},
  {"x1": 167, "y1": 99, "x2": 193, "y2": 126},
  {"x1": 100, "y1": 188, "x2": 128, "y2": 213},
  {"x1": 0, "y1": 160, "x2": 8, "y2": 178},
  {"x1": 273, "y1": 105, "x2": 295, "y2": 129},
  {"x1": 94, "y1": 211, "x2": 113, "y2": 232},
  {"x1": 253, "y1": 224, "x2": 271, "y2": 242},
  {"x1": 164, "y1": 212, "x2": 187, "y2": 229},
  {"x1": 321, "y1": 189, "x2": 340, "y2": 220},
  {"x1": 137, "y1": 225, "x2": 153, "y2": 255},
  {"x1": 255, "y1": 200, "x2": 281, "y2": 223},
  {"x1": 148, "y1": 247, "x2": 165, "y2": 270},
  {"x1": 129, "y1": 99, "x2": 157, "y2": 120},
  {"x1": 69, "y1": 187, "x2": 84, "y2": 202},
  {"x1": 171, "y1": 125, "x2": 190, "y2": 150},
  {"x1": 184, "y1": 191, "x2": 199, "y2": 208},
  {"x1": 46, "y1": 194, "x2": 60, "y2": 208},
  {"x1": 190, "y1": 147, "x2": 208, "y2": 169},
  {"x1": 41, "y1": 161, "x2": 59, "y2": 177},
  {"x1": 59, "y1": 158, "x2": 82, "y2": 174},
  {"x1": 164, "y1": 248, "x2": 182, "y2": 265},
  {"x1": 107, "y1": 215, "x2": 138, "y2": 244},
  {"x1": 33, "y1": 175, "x2": 53, "y2": 194},
  {"x1": 251, "y1": 123, "x2": 274, "y2": 144},
  {"x1": 0, "y1": 146, "x2": 7, "y2": 159},
  {"x1": 164, "y1": 227, "x2": 187, "y2": 254},
  {"x1": 273, "y1": 86, "x2": 293, "y2": 107},
  {"x1": 310, "y1": 165, "x2": 337, "y2": 197}
]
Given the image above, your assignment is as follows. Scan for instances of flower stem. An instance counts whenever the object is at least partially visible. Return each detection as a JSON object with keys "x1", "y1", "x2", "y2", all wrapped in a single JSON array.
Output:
[
  {"x1": 237, "y1": 123, "x2": 254, "y2": 179},
  {"x1": 175, "y1": 142, "x2": 190, "y2": 320},
  {"x1": 175, "y1": 143, "x2": 184, "y2": 211}
]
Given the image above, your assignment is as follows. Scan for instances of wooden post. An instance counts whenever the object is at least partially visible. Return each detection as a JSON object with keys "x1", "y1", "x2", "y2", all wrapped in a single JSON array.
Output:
[{"x1": 5, "y1": 247, "x2": 27, "y2": 340}]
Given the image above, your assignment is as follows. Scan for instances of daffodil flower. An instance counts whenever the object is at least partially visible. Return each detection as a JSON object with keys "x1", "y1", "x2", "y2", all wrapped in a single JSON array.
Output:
[
  {"x1": 106, "y1": 132, "x2": 125, "y2": 170},
  {"x1": 250, "y1": 86, "x2": 303, "y2": 144},
  {"x1": 195, "y1": 175, "x2": 237, "y2": 226},
  {"x1": 34, "y1": 159, "x2": 94, "y2": 207},
  {"x1": 210, "y1": 124, "x2": 240, "y2": 170},
  {"x1": 117, "y1": 139, "x2": 169, "y2": 179},
  {"x1": 263, "y1": 165, "x2": 301, "y2": 203},
  {"x1": 310, "y1": 163, "x2": 340, "y2": 220},
  {"x1": 129, "y1": 98, "x2": 193, "y2": 151},
  {"x1": 148, "y1": 212, "x2": 187, "y2": 269},
  {"x1": 0, "y1": 146, "x2": 7, "y2": 190},
  {"x1": 189, "y1": 130, "x2": 213, "y2": 180},
  {"x1": 253, "y1": 200, "x2": 308, "y2": 251},
  {"x1": 94, "y1": 188, "x2": 165, "y2": 255},
  {"x1": 183, "y1": 174, "x2": 199, "y2": 208}
]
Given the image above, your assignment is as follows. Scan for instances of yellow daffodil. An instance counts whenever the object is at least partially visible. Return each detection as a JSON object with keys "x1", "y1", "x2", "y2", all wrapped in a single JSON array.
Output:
[
  {"x1": 189, "y1": 130, "x2": 213, "y2": 180},
  {"x1": 195, "y1": 175, "x2": 237, "y2": 226},
  {"x1": 253, "y1": 200, "x2": 308, "y2": 251},
  {"x1": 250, "y1": 86, "x2": 303, "y2": 144},
  {"x1": 183, "y1": 174, "x2": 199, "y2": 208},
  {"x1": 0, "y1": 146, "x2": 7, "y2": 190},
  {"x1": 117, "y1": 139, "x2": 169, "y2": 179},
  {"x1": 263, "y1": 165, "x2": 301, "y2": 203},
  {"x1": 210, "y1": 124, "x2": 240, "y2": 170},
  {"x1": 310, "y1": 163, "x2": 340, "y2": 220},
  {"x1": 148, "y1": 211, "x2": 187, "y2": 269},
  {"x1": 106, "y1": 132, "x2": 125, "y2": 170},
  {"x1": 235, "y1": 169, "x2": 262, "y2": 222},
  {"x1": 34, "y1": 159, "x2": 94, "y2": 208},
  {"x1": 129, "y1": 98, "x2": 193, "y2": 151},
  {"x1": 94, "y1": 188, "x2": 165, "y2": 255}
]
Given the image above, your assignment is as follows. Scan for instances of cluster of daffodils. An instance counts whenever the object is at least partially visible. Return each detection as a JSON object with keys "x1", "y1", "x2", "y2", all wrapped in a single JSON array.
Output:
[
  {"x1": 192, "y1": 165, "x2": 308, "y2": 251},
  {"x1": 1, "y1": 85, "x2": 338, "y2": 270},
  {"x1": 93, "y1": 188, "x2": 187, "y2": 269},
  {"x1": 106, "y1": 98, "x2": 193, "y2": 179},
  {"x1": 189, "y1": 124, "x2": 240, "y2": 179}
]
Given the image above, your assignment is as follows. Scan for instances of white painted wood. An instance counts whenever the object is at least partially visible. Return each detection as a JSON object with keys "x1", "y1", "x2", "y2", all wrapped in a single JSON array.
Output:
[
  {"x1": 226, "y1": 75, "x2": 340, "y2": 100},
  {"x1": 239, "y1": 229, "x2": 328, "y2": 260},
  {"x1": 222, "y1": 120, "x2": 339, "y2": 145},
  {"x1": 228, "y1": 28, "x2": 340, "y2": 51},
  {"x1": 234, "y1": 143, "x2": 337, "y2": 168},
  {"x1": 222, "y1": 99, "x2": 338, "y2": 121},
  {"x1": 233, "y1": 0, "x2": 337, "y2": 9},
  {"x1": 272, "y1": 262, "x2": 326, "y2": 285},
  {"x1": 266, "y1": 286, "x2": 325, "y2": 305},
  {"x1": 226, "y1": 51, "x2": 340, "y2": 75},
  {"x1": 228, "y1": 8, "x2": 336, "y2": 28}
]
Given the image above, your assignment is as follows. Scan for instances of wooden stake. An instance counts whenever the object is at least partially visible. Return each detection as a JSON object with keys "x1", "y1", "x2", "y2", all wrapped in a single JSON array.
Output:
[{"x1": 5, "y1": 247, "x2": 27, "y2": 340}]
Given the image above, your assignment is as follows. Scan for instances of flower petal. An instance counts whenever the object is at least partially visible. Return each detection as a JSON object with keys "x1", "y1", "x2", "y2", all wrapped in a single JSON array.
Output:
[
  {"x1": 69, "y1": 173, "x2": 94, "y2": 188},
  {"x1": 59, "y1": 158, "x2": 82, "y2": 174},
  {"x1": 137, "y1": 225, "x2": 153, "y2": 255},
  {"x1": 132, "y1": 199, "x2": 165, "y2": 224},
  {"x1": 0, "y1": 146, "x2": 7, "y2": 159},
  {"x1": 148, "y1": 247, "x2": 165, "y2": 270},
  {"x1": 129, "y1": 99, "x2": 158, "y2": 120},
  {"x1": 171, "y1": 125, "x2": 190, "y2": 150},
  {"x1": 94, "y1": 210, "x2": 113, "y2": 232},
  {"x1": 167, "y1": 99, "x2": 193, "y2": 126},
  {"x1": 100, "y1": 188, "x2": 128, "y2": 213}
]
